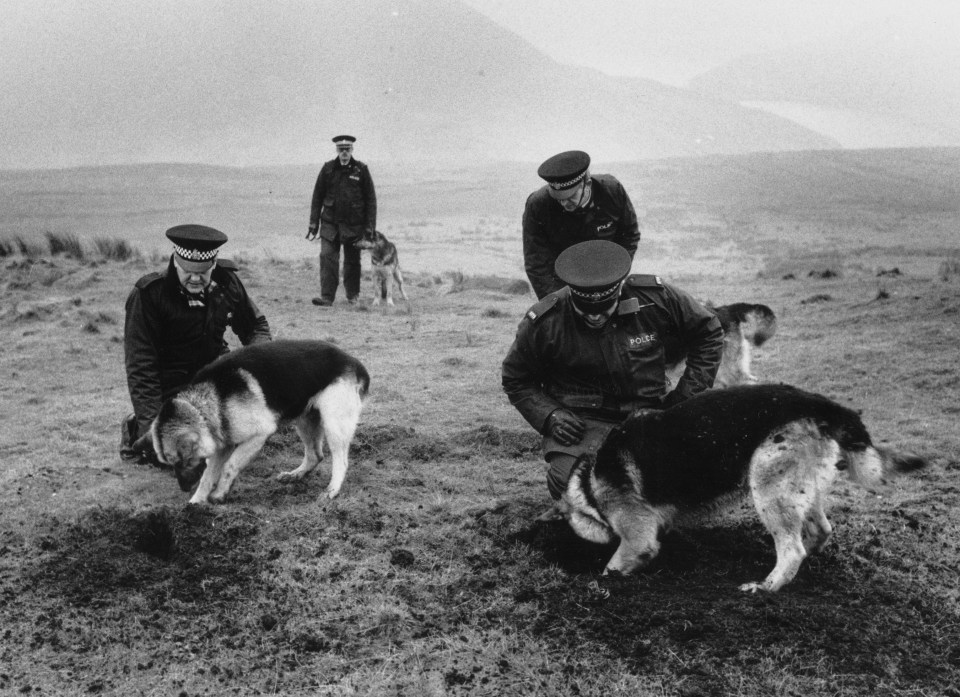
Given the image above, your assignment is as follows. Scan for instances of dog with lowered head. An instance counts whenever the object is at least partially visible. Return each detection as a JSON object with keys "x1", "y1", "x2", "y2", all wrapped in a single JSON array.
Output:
[
  {"x1": 151, "y1": 339, "x2": 369, "y2": 504},
  {"x1": 562, "y1": 383, "x2": 926, "y2": 592},
  {"x1": 355, "y1": 230, "x2": 407, "y2": 306}
]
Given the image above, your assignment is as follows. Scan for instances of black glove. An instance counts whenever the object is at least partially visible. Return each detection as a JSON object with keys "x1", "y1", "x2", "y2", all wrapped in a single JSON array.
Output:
[
  {"x1": 306, "y1": 224, "x2": 318, "y2": 241},
  {"x1": 546, "y1": 409, "x2": 586, "y2": 446}
]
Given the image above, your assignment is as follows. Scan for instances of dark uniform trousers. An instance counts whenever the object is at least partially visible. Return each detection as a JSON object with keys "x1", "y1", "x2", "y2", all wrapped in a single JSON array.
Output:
[
  {"x1": 319, "y1": 221, "x2": 363, "y2": 302},
  {"x1": 502, "y1": 276, "x2": 724, "y2": 500}
]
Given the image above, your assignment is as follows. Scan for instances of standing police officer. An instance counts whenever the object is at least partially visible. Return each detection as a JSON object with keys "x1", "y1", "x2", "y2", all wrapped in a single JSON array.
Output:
[
  {"x1": 121, "y1": 224, "x2": 272, "y2": 464},
  {"x1": 307, "y1": 135, "x2": 377, "y2": 306},
  {"x1": 523, "y1": 150, "x2": 640, "y2": 300},
  {"x1": 502, "y1": 240, "x2": 723, "y2": 502}
]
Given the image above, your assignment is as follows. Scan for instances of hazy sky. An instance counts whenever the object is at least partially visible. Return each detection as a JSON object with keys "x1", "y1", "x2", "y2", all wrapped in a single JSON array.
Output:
[{"x1": 463, "y1": 0, "x2": 960, "y2": 85}]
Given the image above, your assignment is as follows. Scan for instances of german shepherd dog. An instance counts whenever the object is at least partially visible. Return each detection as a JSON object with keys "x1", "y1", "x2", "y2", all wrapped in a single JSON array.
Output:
[
  {"x1": 562, "y1": 384, "x2": 926, "y2": 592},
  {"x1": 355, "y1": 230, "x2": 407, "y2": 305},
  {"x1": 151, "y1": 340, "x2": 369, "y2": 504},
  {"x1": 668, "y1": 302, "x2": 778, "y2": 388}
]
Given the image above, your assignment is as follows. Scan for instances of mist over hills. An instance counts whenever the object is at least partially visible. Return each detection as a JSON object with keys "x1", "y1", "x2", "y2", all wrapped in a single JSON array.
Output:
[
  {"x1": 688, "y1": 27, "x2": 960, "y2": 148},
  {"x1": 1, "y1": 0, "x2": 835, "y2": 170}
]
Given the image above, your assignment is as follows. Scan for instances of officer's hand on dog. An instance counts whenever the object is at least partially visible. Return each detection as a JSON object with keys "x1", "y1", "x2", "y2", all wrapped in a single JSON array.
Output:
[{"x1": 546, "y1": 409, "x2": 586, "y2": 446}]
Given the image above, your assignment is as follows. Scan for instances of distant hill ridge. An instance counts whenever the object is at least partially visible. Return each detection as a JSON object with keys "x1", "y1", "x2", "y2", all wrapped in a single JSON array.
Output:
[{"x1": 0, "y1": 0, "x2": 834, "y2": 169}]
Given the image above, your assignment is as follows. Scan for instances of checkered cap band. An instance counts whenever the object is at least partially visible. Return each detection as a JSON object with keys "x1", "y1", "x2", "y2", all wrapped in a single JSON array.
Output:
[
  {"x1": 549, "y1": 170, "x2": 587, "y2": 190},
  {"x1": 570, "y1": 283, "x2": 620, "y2": 302},
  {"x1": 173, "y1": 244, "x2": 219, "y2": 262}
]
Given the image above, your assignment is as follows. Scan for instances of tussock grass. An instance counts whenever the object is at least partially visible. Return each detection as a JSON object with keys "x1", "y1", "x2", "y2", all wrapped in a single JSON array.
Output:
[
  {"x1": 939, "y1": 257, "x2": 960, "y2": 281},
  {"x1": 45, "y1": 231, "x2": 86, "y2": 260},
  {"x1": 92, "y1": 236, "x2": 137, "y2": 261},
  {"x1": 0, "y1": 235, "x2": 46, "y2": 259}
]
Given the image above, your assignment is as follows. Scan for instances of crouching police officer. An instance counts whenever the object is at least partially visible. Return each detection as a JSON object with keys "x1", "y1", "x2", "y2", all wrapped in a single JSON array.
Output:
[
  {"x1": 502, "y1": 240, "x2": 723, "y2": 502},
  {"x1": 120, "y1": 224, "x2": 272, "y2": 465}
]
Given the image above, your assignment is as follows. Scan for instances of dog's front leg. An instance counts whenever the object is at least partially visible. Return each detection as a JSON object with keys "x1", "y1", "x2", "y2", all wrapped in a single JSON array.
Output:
[
  {"x1": 371, "y1": 268, "x2": 383, "y2": 306},
  {"x1": 394, "y1": 267, "x2": 407, "y2": 300},
  {"x1": 208, "y1": 436, "x2": 271, "y2": 503},
  {"x1": 384, "y1": 273, "x2": 395, "y2": 306},
  {"x1": 189, "y1": 450, "x2": 230, "y2": 505},
  {"x1": 740, "y1": 337, "x2": 758, "y2": 383},
  {"x1": 603, "y1": 507, "x2": 662, "y2": 575}
]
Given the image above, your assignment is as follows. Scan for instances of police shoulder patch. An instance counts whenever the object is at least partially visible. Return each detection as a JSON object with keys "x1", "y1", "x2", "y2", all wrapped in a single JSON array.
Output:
[
  {"x1": 526, "y1": 294, "x2": 560, "y2": 322},
  {"x1": 625, "y1": 273, "x2": 664, "y2": 289}
]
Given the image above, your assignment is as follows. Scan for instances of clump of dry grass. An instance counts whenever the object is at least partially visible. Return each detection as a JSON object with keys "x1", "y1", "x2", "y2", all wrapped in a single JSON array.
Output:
[
  {"x1": 92, "y1": 236, "x2": 138, "y2": 261},
  {"x1": 0, "y1": 236, "x2": 47, "y2": 259},
  {"x1": 939, "y1": 257, "x2": 960, "y2": 282},
  {"x1": 45, "y1": 231, "x2": 86, "y2": 260}
]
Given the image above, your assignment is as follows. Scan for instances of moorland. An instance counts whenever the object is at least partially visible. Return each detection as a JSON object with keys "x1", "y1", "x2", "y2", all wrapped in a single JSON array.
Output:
[{"x1": 1, "y1": 147, "x2": 959, "y2": 696}]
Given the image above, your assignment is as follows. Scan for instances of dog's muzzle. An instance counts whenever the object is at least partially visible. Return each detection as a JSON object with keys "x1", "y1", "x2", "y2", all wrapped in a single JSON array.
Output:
[{"x1": 175, "y1": 460, "x2": 206, "y2": 492}]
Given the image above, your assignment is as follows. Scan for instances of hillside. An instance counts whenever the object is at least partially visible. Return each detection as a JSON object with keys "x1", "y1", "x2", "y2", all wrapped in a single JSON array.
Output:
[
  {"x1": 688, "y1": 29, "x2": 960, "y2": 148},
  {"x1": 0, "y1": 0, "x2": 833, "y2": 169},
  {"x1": 2, "y1": 148, "x2": 958, "y2": 280}
]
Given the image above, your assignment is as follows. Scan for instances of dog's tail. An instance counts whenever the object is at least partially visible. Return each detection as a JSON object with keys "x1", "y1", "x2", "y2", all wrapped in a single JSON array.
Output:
[
  {"x1": 354, "y1": 362, "x2": 371, "y2": 400},
  {"x1": 844, "y1": 445, "x2": 928, "y2": 487}
]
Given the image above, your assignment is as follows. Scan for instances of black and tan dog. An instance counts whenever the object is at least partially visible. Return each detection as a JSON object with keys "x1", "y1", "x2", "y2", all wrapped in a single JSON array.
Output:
[
  {"x1": 562, "y1": 384, "x2": 926, "y2": 592},
  {"x1": 668, "y1": 302, "x2": 777, "y2": 388},
  {"x1": 356, "y1": 230, "x2": 407, "y2": 306},
  {"x1": 151, "y1": 340, "x2": 369, "y2": 504}
]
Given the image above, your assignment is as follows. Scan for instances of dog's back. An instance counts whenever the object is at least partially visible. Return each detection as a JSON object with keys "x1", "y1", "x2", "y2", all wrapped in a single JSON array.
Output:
[{"x1": 193, "y1": 340, "x2": 370, "y2": 419}]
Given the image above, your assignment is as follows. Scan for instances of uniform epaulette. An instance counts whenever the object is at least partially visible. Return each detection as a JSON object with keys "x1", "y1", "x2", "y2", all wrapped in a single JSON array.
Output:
[
  {"x1": 525, "y1": 294, "x2": 560, "y2": 322},
  {"x1": 216, "y1": 258, "x2": 238, "y2": 271},
  {"x1": 133, "y1": 271, "x2": 164, "y2": 290},
  {"x1": 625, "y1": 273, "x2": 664, "y2": 289}
]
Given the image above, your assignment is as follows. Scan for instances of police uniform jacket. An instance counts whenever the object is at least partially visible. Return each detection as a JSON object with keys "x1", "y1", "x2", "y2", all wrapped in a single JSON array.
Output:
[
  {"x1": 309, "y1": 157, "x2": 377, "y2": 239},
  {"x1": 124, "y1": 257, "x2": 273, "y2": 437},
  {"x1": 522, "y1": 174, "x2": 641, "y2": 299},
  {"x1": 501, "y1": 275, "x2": 723, "y2": 434}
]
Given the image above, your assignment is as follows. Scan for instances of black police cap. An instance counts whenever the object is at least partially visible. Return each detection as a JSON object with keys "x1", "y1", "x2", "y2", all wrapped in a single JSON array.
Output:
[
  {"x1": 537, "y1": 150, "x2": 591, "y2": 190},
  {"x1": 165, "y1": 224, "x2": 227, "y2": 262},
  {"x1": 332, "y1": 135, "x2": 357, "y2": 147},
  {"x1": 555, "y1": 240, "x2": 631, "y2": 303}
]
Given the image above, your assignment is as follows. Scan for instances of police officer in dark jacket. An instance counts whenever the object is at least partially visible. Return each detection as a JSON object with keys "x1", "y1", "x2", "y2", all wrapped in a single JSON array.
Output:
[
  {"x1": 502, "y1": 240, "x2": 723, "y2": 501},
  {"x1": 523, "y1": 150, "x2": 640, "y2": 300},
  {"x1": 121, "y1": 224, "x2": 272, "y2": 464},
  {"x1": 307, "y1": 134, "x2": 377, "y2": 306}
]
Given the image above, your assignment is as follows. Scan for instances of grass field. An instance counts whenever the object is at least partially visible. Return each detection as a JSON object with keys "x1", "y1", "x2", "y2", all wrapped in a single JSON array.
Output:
[{"x1": 1, "y1": 149, "x2": 959, "y2": 696}]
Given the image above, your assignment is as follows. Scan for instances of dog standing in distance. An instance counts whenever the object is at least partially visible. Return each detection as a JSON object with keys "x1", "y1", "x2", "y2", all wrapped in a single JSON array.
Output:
[
  {"x1": 668, "y1": 302, "x2": 777, "y2": 388},
  {"x1": 355, "y1": 230, "x2": 407, "y2": 306},
  {"x1": 151, "y1": 340, "x2": 369, "y2": 504},
  {"x1": 562, "y1": 383, "x2": 926, "y2": 592}
]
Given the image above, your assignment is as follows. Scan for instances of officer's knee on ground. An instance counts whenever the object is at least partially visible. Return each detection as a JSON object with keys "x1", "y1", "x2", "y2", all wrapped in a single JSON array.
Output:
[{"x1": 545, "y1": 452, "x2": 580, "y2": 500}]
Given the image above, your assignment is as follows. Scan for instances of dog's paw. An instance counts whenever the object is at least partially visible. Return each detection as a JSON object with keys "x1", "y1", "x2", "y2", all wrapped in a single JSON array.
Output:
[
  {"x1": 326, "y1": 485, "x2": 341, "y2": 499},
  {"x1": 276, "y1": 470, "x2": 304, "y2": 483},
  {"x1": 187, "y1": 494, "x2": 210, "y2": 505},
  {"x1": 738, "y1": 581, "x2": 767, "y2": 593}
]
